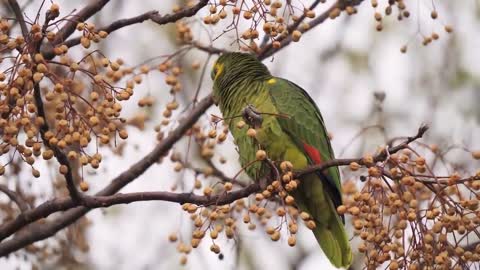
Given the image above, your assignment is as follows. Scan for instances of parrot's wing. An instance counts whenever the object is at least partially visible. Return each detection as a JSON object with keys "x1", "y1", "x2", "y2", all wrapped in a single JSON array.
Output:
[{"x1": 267, "y1": 77, "x2": 342, "y2": 209}]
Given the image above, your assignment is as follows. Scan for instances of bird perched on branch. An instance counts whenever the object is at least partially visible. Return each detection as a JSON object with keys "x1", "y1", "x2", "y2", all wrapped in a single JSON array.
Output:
[{"x1": 211, "y1": 52, "x2": 352, "y2": 268}]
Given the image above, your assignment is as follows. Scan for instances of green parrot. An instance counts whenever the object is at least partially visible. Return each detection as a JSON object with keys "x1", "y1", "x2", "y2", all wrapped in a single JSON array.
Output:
[{"x1": 211, "y1": 52, "x2": 352, "y2": 268}]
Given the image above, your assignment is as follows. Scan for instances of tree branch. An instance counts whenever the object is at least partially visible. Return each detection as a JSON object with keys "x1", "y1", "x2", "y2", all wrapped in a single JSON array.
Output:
[
  {"x1": 30, "y1": 9, "x2": 84, "y2": 202},
  {"x1": 7, "y1": 3, "x2": 81, "y2": 202},
  {"x1": 61, "y1": 10, "x2": 159, "y2": 49},
  {"x1": 149, "y1": 0, "x2": 209, "y2": 25},
  {"x1": 42, "y1": 0, "x2": 210, "y2": 59},
  {"x1": 59, "y1": 0, "x2": 210, "y2": 52},
  {"x1": 188, "y1": 161, "x2": 248, "y2": 188},
  {"x1": 33, "y1": 82, "x2": 82, "y2": 202},
  {"x1": 258, "y1": 0, "x2": 365, "y2": 59},
  {"x1": 82, "y1": 183, "x2": 261, "y2": 208},
  {"x1": 0, "y1": 182, "x2": 258, "y2": 257},
  {"x1": 52, "y1": 0, "x2": 111, "y2": 46},
  {"x1": 0, "y1": 185, "x2": 29, "y2": 212},
  {"x1": 191, "y1": 41, "x2": 226, "y2": 55},
  {"x1": 7, "y1": 0, "x2": 29, "y2": 38},
  {"x1": 296, "y1": 125, "x2": 429, "y2": 177},
  {"x1": 0, "y1": 121, "x2": 427, "y2": 258},
  {"x1": 284, "y1": 0, "x2": 324, "y2": 42},
  {"x1": 0, "y1": 0, "x2": 214, "y2": 257},
  {"x1": 0, "y1": 95, "x2": 214, "y2": 255},
  {"x1": 0, "y1": 0, "x2": 380, "y2": 257},
  {"x1": 207, "y1": 159, "x2": 248, "y2": 187}
]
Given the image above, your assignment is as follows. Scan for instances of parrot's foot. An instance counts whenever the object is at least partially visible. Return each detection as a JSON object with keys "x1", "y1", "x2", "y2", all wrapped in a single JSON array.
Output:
[
  {"x1": 265, "y1": 157, "x2": 280, "y2": 183},
  {"x1": 242, "y1": 104, "x2": 263, "y2": 128},
  {"x1": 258, "y1": 177, "x2": 268, "y2": 190},
  {"x1": 257, "y1": 158, "x2": 280, "y2": 190}
]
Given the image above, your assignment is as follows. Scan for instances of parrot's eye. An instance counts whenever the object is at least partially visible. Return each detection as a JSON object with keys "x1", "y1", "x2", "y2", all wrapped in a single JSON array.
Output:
[{"x1": 210, "y1": 65, "x2": 218, "y2": 80}]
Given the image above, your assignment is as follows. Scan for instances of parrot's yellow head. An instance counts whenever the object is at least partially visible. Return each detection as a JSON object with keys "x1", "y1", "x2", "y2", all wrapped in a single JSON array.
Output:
[
  {"x1": 211, "y1": 61, "x2": 225, "y2": 81},
  {"x1": 211, "y1": 52, "x2": 270, "y2": 104}
]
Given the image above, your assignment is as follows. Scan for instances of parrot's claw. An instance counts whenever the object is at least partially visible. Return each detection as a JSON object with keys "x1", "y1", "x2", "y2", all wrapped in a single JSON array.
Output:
[{"x1": 242, "y1": 104, "x2": 263, "y2": 128}]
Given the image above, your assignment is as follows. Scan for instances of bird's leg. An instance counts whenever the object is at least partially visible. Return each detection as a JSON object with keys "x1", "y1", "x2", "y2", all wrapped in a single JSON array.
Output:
[
  {"x1": 258, "y1": 159, "x2": 279, "y2": 190},
  {"x1": 242, "y1": 104, "x2": 272, "y2": 190},
  {"x1": 265, "y1": 157, "x2": 280, "y2": 184},
  {"x1": 242, "y1": 104, "x2": 263, "y2": 128},
  {"x1": 258, "y1": 177, "x2": 268, "y2": 190}
]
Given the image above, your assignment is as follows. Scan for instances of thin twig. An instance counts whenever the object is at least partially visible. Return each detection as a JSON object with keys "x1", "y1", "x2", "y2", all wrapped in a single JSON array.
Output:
[
  {"x1": 41, "y1": 0, "x2": 210, "y2": 59},
  {"x1": 8, "y1": 0, "x2": 83, "y2": 203},
  {"x1": 32, "y1": 7, "x2": 84, "y2": 202},
  {"x1": 192, "y1": 53, "x2": 212, "y2": 104},
  {"x1": 191, "y1": 41, "x2": 227, "y2": 55},
  {"x1": 258, "y1": 0, "x2": 365, "y2": 59},
  {"x1": 188, "y1": 162, "x2": 248, "y2": 188},
  {"x1": 149, "y1": 0, "x2": 209, "y2": 24},
  {"x1": 52, "y1": 0, "x2": 111, "y2": 46},
  {"x1": 296, "y1": 125, "x2": 429, "y2": 177},
  {"x1": 0, "y1": 185, "x2": 29, "y2": 212},
  {"x1": 7, "y1": 0, "x2": 29, "y2": 38},
  {"x1": 61, "y1": 10, "x2": 159, "y2": 49}
]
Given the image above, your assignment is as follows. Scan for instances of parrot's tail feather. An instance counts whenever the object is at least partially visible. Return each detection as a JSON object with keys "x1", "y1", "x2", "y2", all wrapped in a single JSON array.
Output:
[
  {"x1": 292, "y1": 175, "x2": 352, "y2": 268},
  {"x1": 313, "y1": 196, "x2": 352, "y2": 268},
  {"x1": 312, "y1": 212, "x2": 352, "y2": 268}
]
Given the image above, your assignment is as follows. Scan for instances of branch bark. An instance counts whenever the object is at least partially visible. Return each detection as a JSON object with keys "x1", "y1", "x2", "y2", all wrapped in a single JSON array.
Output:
[{"x1": 81, "y1": 183, "x2": 261, "y2": 208}]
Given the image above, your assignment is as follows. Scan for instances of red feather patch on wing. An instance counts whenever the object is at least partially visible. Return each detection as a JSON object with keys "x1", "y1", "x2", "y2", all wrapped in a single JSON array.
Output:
[{"x1": 302, "y1": 142, "x2": 323, "y2": 164}]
